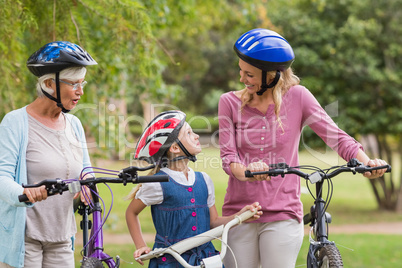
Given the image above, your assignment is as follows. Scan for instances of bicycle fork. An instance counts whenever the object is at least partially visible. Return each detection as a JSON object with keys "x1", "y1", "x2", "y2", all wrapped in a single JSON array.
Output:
[
  {"x1": 79, "y1": 185, "x2": 120, "y2": 267},
  {"x1": 305, "y1": 181, "x2": 335, "y2": 267}
]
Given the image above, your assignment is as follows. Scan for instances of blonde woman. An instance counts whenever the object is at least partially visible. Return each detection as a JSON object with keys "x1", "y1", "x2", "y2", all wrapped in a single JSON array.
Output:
[{"x1": 218, "y1": 28, "x2": 388, "y2": 268}]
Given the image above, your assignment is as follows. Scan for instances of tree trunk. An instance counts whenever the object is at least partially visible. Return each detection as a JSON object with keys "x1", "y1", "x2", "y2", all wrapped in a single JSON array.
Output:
[{"x1": 360, "y1": 134, "x2": 401, "y2": 212}]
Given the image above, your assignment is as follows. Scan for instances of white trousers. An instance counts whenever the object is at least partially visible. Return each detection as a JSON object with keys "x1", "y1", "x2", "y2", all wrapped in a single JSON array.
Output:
[
  {"x1": 24, "y1": 236, "x2": 75, "y2": 268},
  {"x1": 223, "y1": 219, "x2": 304, "y2": 268}
]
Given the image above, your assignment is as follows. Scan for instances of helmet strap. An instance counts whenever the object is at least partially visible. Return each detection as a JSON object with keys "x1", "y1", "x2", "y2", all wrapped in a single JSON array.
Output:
[
  {"x1": 41, "y1": 72, "x2": 71, "y2": 113},
  {"x1": 256, "y1": 71, "x2": 281, "y2": 96},
  {"x1": 171, "y1": 139, "x2": 197, "y2": 162}
]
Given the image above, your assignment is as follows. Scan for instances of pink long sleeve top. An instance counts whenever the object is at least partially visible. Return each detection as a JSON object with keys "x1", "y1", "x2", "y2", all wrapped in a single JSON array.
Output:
[{"x1": 218, "y1": 85, "x2": 363, "y2": 223}]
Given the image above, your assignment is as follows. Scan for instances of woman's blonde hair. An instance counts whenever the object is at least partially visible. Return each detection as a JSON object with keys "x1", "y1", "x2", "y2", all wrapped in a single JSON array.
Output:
[{"x1": 240, "y1": 68, "x2": 300, "y2": 128}]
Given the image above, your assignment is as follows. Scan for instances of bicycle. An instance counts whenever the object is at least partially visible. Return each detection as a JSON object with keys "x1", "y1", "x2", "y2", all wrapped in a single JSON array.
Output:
[
  {"x1": 136, "y1": 209, "x2": 258, "y2": 268},
  {"x1": 19, "y1": 164, "x2": 169, "y2": 268},
  {"x1": 244, "y1": 158, "x2": 391, "y2": 268},
  {"x1": 136, "y1": 158, "x2": 390, "y2": 268}
]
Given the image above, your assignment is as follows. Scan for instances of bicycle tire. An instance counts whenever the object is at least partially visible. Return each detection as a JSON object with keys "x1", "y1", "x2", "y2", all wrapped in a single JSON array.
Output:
[
  {"x1": 81, "y1": 257, "x2": 105, "y2": 268},
  {"x1": 318, "y1": 244, "x2": 343, "y2": 268}
]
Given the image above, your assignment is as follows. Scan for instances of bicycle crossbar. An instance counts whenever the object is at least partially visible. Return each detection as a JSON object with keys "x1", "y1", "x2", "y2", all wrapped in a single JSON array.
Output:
[
  {"x1": 171, "y1": 225, "x2": 224, "y2": 254},
  {"x1": 138, "y1": 225, "x2": 224, "y2": 261}
]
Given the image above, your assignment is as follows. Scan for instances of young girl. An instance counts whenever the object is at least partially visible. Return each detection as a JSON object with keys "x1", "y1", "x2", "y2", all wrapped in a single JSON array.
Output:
[{"x1": 126, "y1": 110, "x2": 261, "y2": 267}]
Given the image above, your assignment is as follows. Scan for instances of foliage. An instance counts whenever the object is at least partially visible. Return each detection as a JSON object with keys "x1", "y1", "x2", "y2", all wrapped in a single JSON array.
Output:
[
  {"x1": 268, "y1": 0, "x2": 402, "y2": 211},
  {"x1": 1, "y1": 0, "x2": 400, "y2": 209}
]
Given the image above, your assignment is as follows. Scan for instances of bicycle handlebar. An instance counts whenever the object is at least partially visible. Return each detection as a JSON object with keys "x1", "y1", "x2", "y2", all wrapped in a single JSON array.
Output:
[
  {"x1": 18, "y1": 166, "x2": 169, "y2": 202},
  {"x1": 244, "y1": 158, "x2": 391, "y2": 183}
]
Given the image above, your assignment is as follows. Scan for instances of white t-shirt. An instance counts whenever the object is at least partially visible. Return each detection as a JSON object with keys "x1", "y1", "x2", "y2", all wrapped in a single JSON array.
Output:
[
  {"x1": 135, "y1": 167, "x2": 215, "y2": 208},
  {"x1": 25, "y1": 114, "x2": 82, "y2": 242}
]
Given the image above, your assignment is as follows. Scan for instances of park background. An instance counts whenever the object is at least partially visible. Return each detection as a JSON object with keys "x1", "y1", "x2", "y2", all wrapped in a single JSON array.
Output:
[{"x1": 1, "y1": 0, "x2": 401, "y2": 267}]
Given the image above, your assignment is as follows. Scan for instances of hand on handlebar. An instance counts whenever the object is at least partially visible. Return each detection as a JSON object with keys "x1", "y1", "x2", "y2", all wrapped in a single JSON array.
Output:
[
  {"x1": 73, "y1": 185, "x2": 92, "y2": 205},
  {"x1": 22, "y1": 185, "x2": 48, "y2": 203},
  {"x1": 134, "y1": 246, "x2": 152, "y2": 265},
  {"x1": 364, "y1": 158, "x2": 389, "y2": 179},
  {"x1": 74, "y1": 174, "x2": 95, "y2": 205},
  {"x1": 237, "y1": 202, "x2": 263, "y2": 222},
  {"x1": 246, "y1": 162, "x2": 271, "y2": 182}
]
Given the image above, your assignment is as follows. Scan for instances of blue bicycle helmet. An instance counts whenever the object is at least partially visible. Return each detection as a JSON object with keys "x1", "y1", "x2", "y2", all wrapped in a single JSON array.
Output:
[
  {"x1": 234, "y1": 28, "x2": 295, "y2": 95},
  {"x1": 27, "y1": 41, "x2": 97, "y2": 77},
  {"x1": 26, "y1": 41, "x2": 97, "y2": 112}
]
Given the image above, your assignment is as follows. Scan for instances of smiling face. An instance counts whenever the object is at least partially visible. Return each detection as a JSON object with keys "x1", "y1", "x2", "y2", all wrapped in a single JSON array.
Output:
[{"x1": 238, "y1": 59, "x2": 263, "y2": 94}]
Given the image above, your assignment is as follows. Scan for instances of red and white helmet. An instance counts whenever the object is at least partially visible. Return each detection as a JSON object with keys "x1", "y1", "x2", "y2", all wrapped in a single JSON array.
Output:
[{"x1": 134, "y1": 110, "x2": 187, "y2": 164}]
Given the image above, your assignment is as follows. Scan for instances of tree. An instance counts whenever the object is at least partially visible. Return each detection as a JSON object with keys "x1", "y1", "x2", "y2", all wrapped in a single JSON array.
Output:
[
  {"x1": 269, "y1": 0, "x2": 402, "y2": 211},
  {"x1": 0, "y1": 0, "x2": 268, "y2": 158}
]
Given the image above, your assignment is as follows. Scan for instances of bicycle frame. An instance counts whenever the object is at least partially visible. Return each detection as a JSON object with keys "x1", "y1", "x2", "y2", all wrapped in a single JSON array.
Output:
[
  {"x1": 77, "y1": 183, "x2": 121, "y2": 267},
  {"x1": 306, "y1": 178, "x2": 337, "y2": 268},
  {"x1": 136, "y1": 209, "x2": 257, "y2": 268}
]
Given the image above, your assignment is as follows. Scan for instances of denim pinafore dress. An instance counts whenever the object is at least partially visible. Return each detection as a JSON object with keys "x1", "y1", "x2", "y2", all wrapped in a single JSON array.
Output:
[{"x1": 149, "y1": 171, "x2": 219, "y2": 267}]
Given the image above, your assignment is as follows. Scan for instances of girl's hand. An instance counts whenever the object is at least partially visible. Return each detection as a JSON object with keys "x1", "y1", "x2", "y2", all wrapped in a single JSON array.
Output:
[
  {"x1": 246, "y1": 161, "x2": 270, "y2": 182},
  {"x1": 238, "y1": 202, "x2": 263, "y2": 222},
  {"x1": 364, "y1": 158, "x2": 388, "y2": 179},
  {"x1": 134, "y1": 246, "x2": 152, "y2": 265}
]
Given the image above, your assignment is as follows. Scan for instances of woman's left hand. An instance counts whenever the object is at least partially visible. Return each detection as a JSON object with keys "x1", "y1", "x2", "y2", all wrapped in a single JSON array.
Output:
[
  {"x1": 238, "y1": 202, "x2": 263, "y2": 222},
  {"x1": 364, "y1": 158, "x2": 388, "y2": 179},
  {"x1": 73, "y1": 185, "x2": 92, "y2": 205}
]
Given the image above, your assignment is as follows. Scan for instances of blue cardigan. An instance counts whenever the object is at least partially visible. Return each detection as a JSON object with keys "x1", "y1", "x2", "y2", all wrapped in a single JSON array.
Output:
[{"x1": 0, "y1": 106, "x2": 92, "y2": 267}]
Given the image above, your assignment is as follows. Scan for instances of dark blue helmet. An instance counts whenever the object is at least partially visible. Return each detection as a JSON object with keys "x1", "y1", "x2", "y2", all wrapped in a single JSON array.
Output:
[
  {"x1": 27, "y1": 41, "x2": 97, "y2": 77},
  {"x1": 234, "y1": 28, "x2": 294, "y2": 72}
]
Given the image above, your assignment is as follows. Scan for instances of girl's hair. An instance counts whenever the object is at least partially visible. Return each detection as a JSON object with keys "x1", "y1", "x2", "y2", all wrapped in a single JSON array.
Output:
[
  {"x1": 125, "y1": 160, "x2": 162, "y2": 201},
  {"x1": 240, "y1": 68, "x2": 300, "y2": 128},
  {"x1": 125, "y1": 143, "x2": 182, "y2": 200},
  {"x1": 36, "y1": 67, "x2": 87, "y2": 97}
]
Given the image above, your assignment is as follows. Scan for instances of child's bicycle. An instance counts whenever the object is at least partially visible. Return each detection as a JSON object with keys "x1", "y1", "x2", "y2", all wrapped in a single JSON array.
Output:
[
  {"x1": 136, "y1": 158, "x2": 390, "y2": 268},
  {"x1": 136, "y1": 209, "x2": 258, "y2": 268},
  {"x1": 19, "y1": 164, "x2": 169, "y2": 268},
  {"x1": 244, "y1": 158, "x2": 391, "y2": 268}
]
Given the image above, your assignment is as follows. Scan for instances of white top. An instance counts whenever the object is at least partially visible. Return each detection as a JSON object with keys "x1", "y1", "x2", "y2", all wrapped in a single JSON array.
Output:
[
  {"x1": 135, "y1": 167, "x2": 216, "y2": 208},
  {"x1": 25, "y1": 114, "x2": 81, "y2": 242}
]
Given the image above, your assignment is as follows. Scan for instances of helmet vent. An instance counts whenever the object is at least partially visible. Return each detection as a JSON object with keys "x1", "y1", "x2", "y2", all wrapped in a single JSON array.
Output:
[
  {"x1": 164, "y1": 122, "x2": 172, "y2": 128},
  {"x1": 238, "y1": 33, "x2": 249, "y2": 44},
  {"x1": 248, "y1": 41, "x2": 260, "y2": 51},
  {"x1": 242, "y1": 36, "x2": 255, "y2": 47}
]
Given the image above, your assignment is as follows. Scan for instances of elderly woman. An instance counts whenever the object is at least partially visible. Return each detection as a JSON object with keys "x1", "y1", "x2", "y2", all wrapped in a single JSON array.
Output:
[{"x1": 0, "y1": 41, "x2": 97, "y2": 268}]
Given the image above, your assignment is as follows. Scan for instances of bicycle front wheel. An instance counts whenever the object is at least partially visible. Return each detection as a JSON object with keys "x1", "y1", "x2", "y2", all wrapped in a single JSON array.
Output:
[
  {"x1": 318, "y1": 245, "x2": 343, "y2": 268},
  {"x1": 81, "y1": 257, "x2": 105, "y2": 268}
]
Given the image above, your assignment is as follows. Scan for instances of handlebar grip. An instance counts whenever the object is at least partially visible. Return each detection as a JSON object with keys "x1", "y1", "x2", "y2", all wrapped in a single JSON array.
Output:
[
  {"x1": 245, "y1": 170, "x2": 253, "y2": 177},
  {"x1": 244, "y1": 170, "x2": 271, "y2": 177},
  {"x1": 236, "y1": 209, "x2": 258, "y2": 223},
  {"x1": 137, "y1": 175, "x2": 169, "y2": 183},
  {"x1": 18, "y1": 194, "x2": 29, "y2": 202},
  {"x1": 357, "y1": 164, "x2": 392, "y2": 174},
  {"x1": 386, "y1": 165, "x2": 392, "y2": 173}
]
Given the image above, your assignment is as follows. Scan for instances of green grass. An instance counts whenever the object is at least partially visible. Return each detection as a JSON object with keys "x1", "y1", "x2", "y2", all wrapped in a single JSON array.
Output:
[
  {"x1": 295, "y1": 234, "x2": 402, "y2": 268},
  {"x1": 74, "y1": 148, "x2": 402, "y2": 267},
  {"x1": 75, "y1": 234, "x2": 402, "y2": 268}
]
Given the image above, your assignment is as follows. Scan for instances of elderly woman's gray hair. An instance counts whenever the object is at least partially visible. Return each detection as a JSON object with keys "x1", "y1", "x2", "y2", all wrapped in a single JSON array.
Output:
[{"x1": 36, "y1": 67, "x2": 87, "y2": 97}]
